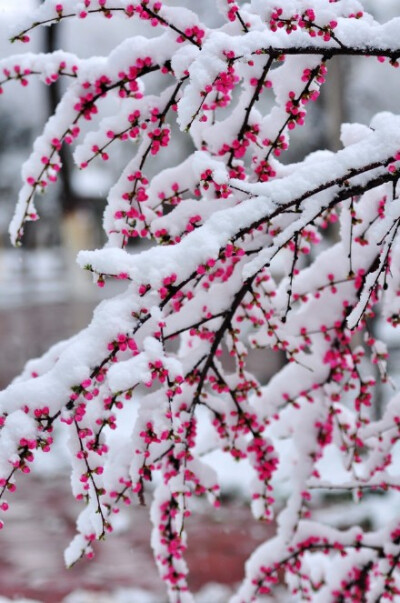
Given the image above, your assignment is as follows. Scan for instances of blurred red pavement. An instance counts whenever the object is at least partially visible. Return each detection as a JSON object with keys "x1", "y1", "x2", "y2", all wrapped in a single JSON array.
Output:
[{"x1": 0, "y1": 476, "x2": 274, "y2": 602}]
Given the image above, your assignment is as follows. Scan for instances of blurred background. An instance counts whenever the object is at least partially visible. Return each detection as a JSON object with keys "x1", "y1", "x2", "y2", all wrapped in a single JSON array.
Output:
[{"x1": 0, "y1": 1, "x2": 399, "y2": 601}]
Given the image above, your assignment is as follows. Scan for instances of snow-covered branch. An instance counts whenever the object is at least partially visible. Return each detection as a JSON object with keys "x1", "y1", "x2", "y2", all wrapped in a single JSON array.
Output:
[{"x1": 2, "y1": 1, "x2": 400, "y2": 601}]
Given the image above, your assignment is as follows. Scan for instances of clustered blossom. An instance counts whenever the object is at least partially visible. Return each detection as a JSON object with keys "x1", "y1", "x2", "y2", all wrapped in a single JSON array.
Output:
[
  {"x1": 2, "y1": 1, "x2": 400, "y2": 602},
  {"x1": 269, "y1": 6, "x2": 339, "y2": 41}
]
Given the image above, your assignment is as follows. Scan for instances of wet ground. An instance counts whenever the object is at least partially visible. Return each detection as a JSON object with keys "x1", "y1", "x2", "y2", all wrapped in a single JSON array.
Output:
[{"x1": 0, "y1": 300, "x2": 96, "y2": 389}]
